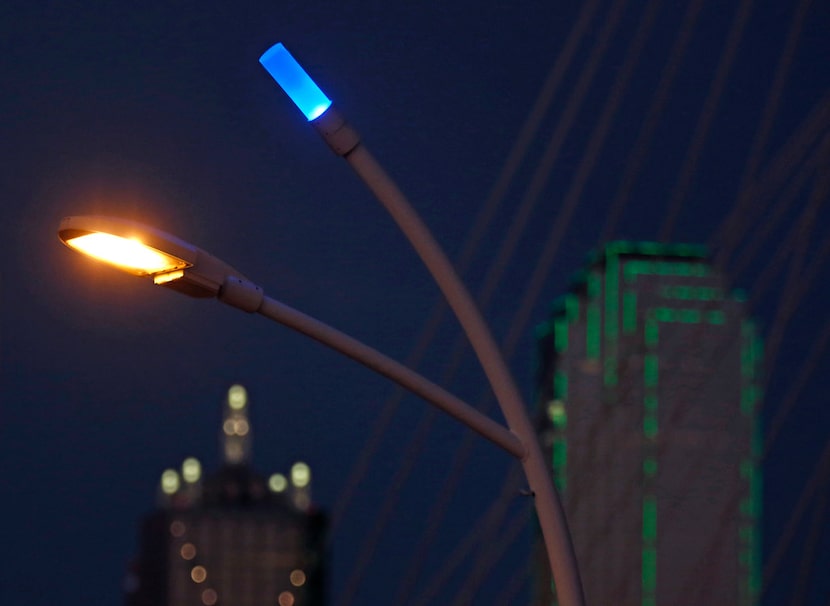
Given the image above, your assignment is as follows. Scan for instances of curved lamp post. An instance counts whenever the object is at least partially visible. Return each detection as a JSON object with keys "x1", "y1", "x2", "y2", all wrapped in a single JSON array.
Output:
[
  {"x1": 260, "y1": 43, "x2": 584, "y2": 606},
  {"x1": 58, "y1": 215, "x2": 524, "y2": 457},
  {"x1": 57, "y1": 42, "x2": 585, "y2": 605}
]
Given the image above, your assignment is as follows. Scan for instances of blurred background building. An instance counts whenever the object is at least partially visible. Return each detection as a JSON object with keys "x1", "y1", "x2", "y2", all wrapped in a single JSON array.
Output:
[
  {"x1": 535, "y1": 242, "x2": 761, "y2": 605},
  {"x1": 124, "y1": 385, "x2": 326, "y2": 606}
]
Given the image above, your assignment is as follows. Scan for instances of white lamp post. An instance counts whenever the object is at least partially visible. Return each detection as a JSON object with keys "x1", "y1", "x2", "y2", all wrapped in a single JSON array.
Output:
[{"x1": 260, "y1": 42, "x2": 585, "y2": 606}]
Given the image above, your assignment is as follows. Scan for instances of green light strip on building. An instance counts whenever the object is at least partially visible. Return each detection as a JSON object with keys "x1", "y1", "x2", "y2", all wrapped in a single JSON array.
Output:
[
  {"x1": 642, "y1": 546, "x2": 657, "y2": 604},
  {"x1": 741, "y1": 322, "x2": 762, "y2": 416},
  {"x1": 741, "y1": 325, "x2": 753, "y2": 378},
  {"x1": 605, "y1": 256, "x2": 620, "y2": 341},
  {"x1": 643, "y1": 311, "x2": 659, "y2": 606},
  {"x1": 749, "y1": 423, "x2": 762, "y2": 600},
  {"x1": 624, "y1": 260, "x2": 710, "y2": 283},
  {"x1": 707, "y1": 310, "x2": 726, "y2": 324},
  {"x1": 678, "y1": 308, "x2": 701, "y2": 323},
  {"x1": 624, "y1": 262, "x2": 638, "y2": 284},
  {"x1": 650, "y1": 307, "x2": 727, "y2": 327},
  {"x1": 587, "y1": 272, "x2": 601, "y2": 360},
  {"x1": 643, "y1": 415, "x2": 658, "y2": 439},
  {"x1": 642, "y1": 494, "x2": 658, "y2": 604},
  {"x1": 654, "y1": 307, "x2": 674, "y2": 322},
  {"x1": 555, "y1": 317, "x2": 569, "y2": 354},
  {"x1": 644, "y1": 354, "x2": 658, "y2": 388},
  {"x1": 741, "y1": 320, "x2": 762, "y2": 603},
  {"x1": 605, "y1": 253, "x2": 620, "y2": 387},
  {"x1": 642, "y1": 496, "x2": 657, "y2": 541}
]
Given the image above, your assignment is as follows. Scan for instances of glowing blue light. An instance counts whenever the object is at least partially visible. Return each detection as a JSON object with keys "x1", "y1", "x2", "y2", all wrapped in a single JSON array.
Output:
[{"x1": 259, "y1": 43, "x2": 332, "y2": 121}]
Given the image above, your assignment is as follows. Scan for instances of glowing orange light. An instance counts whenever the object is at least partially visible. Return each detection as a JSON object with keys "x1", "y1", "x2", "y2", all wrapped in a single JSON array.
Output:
[
  {"x1": 64, "y1": 232, "x2": 187, "y2": 276},
  {"x1": 278, "y1": 591, "x2": 295, "y2": 606},
  {"x1": 191, "y1": 566, "x2": 207, "y2": 583},
  {"x1": 201, "y1": 588, "x2": 218, "y2": 605},
  {"x1": 180, "y1": 543, "x2": 196, "y2": 560},
  {"x1": 289, "y1": 569, "x2": 306, "y2": 587},
  {"x1": 170, "y1": 520, "x2": 186, "y2": 538}
]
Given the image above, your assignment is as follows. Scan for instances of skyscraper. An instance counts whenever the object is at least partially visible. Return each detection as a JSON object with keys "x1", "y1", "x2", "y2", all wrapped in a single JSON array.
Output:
[
  {"x1": 125, "y1": 385, "x2": 326, "y2": 606},
  {"x1": 534, "y1": 242, "x2": 761, "y2": 606}
]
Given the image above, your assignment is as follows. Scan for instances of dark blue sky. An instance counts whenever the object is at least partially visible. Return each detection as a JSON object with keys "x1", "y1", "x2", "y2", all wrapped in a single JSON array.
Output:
[{"x1": 2, "y1": 1, "x2": 828, "y2": 604}]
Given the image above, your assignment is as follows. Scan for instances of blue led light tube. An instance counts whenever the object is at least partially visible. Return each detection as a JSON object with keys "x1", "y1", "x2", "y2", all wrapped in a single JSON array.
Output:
[{"x1": 259, "y1": 43, "x2": 332, "y2": 121}]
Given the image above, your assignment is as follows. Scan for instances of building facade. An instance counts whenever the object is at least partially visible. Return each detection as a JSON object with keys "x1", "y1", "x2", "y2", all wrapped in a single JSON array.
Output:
[
  {"x1": 125, "y1": 385, "x2": 326, "y2": 606},
  {"x1": 535, "y1": 242, "x2": 761, "y2": 606}
]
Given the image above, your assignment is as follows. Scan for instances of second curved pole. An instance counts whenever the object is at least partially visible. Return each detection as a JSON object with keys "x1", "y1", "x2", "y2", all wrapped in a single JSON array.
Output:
[{"x1": 311, "y1": 108, "x2": 586, "y2": 606}]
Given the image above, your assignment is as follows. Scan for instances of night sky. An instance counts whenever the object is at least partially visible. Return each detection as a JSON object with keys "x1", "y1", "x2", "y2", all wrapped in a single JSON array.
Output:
[{"x1": 2, "y1": 1, "x2": 829, "y2": 605}]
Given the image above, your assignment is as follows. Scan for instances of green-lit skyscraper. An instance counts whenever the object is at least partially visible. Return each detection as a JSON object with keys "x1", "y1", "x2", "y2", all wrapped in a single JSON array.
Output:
[{"x1": 535, "y1": 242, "x2": 761, "y2": 606}]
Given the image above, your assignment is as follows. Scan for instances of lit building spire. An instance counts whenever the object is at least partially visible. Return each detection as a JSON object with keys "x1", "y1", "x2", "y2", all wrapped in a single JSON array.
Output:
[{"x1": 221, "y1": 384, "x2": 252, "y2": 466}]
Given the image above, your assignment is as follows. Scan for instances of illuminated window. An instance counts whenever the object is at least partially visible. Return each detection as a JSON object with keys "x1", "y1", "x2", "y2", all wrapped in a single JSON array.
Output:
[
  {"x1": 547, "y1": 400, "x2": 567, "y2": 429},
  {"x1": 201, "y1": 588, "x2": 218, "y2": 605},
  {"x1": 278, "y1": 591, "x2": 295, "y2": 606},
  {"x1": 224, "y1": 418, "x2": 249, "y2": 436},
  {"x1": 228, "y1": 384, "x2": 247, "y2": 409},
  {"x1": 289, "y1": 569, "x2": 307, "y2": 587},
  {"x1": 269, "y1": 473, "x2": 288, "y2": 493},
  {"x1": 161, "y1": 469, "x2": 180, "y2": 495},
  {"x1": 170, "y1": 520, "x2": 186, "y2": 538},
  {"x1": 291, "y1": 462, "x2": 311, "y2": 488},
  {"x1": 182, "y1": 458, "x2": 201, "y2": 483},
  {"x1": 180, "y1": 543, "x2": 196, "y2": 560},
  {"x1": 191, "y1": 566, "x2": 207, "y2": 583}
]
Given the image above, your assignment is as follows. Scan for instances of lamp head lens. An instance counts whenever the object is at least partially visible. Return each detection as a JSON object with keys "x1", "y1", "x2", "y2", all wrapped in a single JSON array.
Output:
[{"x1": 63, "y1": 232, "x2": 188, "y2": 276}]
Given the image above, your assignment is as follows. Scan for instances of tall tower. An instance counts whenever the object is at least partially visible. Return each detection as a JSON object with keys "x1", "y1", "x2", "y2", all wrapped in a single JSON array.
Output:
[
  {"x1": 125, "y1": 385, "x2": 326, "y2": 606},
  {"x1": 534, "y1": 242, "x2": 761, "y2": 606}
]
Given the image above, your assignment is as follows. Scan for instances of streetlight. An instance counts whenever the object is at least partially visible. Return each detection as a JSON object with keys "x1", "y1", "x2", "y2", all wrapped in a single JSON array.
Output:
[
  {"x1": 259, "y1": 43, "x2": 584, "y2": 605},
  {"x1": 58, "y1": 210, "x2": 581, "y2": 603},
  {"x1": 58, "y1": 43, "x2": 585, "y2": 604},
  {"x1": 58, "y1": 215, "x2": 524, "y2": 457}
]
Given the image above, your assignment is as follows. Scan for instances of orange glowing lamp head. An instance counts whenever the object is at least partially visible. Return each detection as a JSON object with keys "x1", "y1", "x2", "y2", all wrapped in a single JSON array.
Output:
[{"x1": 58, "y1": 215, "x2": 248, "y2": 299}]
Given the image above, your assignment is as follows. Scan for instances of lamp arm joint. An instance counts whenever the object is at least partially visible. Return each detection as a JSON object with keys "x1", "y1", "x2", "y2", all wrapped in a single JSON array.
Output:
[
  {"x1": 218, "y1": 276, "x2": 265, "y2": 313},
  {"x1": 312, "y1": 106, "x2": 361, "y2": 156}
]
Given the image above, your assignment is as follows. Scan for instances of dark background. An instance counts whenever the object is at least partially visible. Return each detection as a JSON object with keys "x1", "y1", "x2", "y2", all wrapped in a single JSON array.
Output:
[{"x1": 1, "y1": 1, "x2": 828, "y2": 604}]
